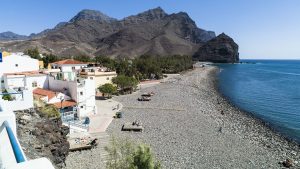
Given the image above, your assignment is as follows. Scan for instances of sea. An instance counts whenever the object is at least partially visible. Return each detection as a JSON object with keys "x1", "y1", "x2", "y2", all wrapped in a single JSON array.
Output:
[{"x1": 218, "y1": 60, "x2": 300, "y2": 143}]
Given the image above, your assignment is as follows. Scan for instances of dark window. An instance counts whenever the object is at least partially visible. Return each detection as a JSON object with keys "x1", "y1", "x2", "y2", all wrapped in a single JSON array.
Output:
[
  {"x1": 32, "y1": 81, "x2": 37, "y2": 87},
  {"x1": 106, "y1": 77, "x2": 109, "y2": 80},
  {"x1": 15, "y1": 64, "x2": 18, "y2": 67},
  {"x1": 80, "y1": 92, "x2": 83, "y2": 95},
  {"x1": 80, "y1": 106, "x2": 84, "y2": 109},
  {"x1": 1, "y1": 80, "x2": 4, "y2": 83}
]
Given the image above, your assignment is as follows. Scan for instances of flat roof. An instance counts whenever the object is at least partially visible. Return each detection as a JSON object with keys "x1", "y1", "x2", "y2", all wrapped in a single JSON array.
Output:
[{"x1": 4, "y1": 71, "x2": 44, "y2": 77}]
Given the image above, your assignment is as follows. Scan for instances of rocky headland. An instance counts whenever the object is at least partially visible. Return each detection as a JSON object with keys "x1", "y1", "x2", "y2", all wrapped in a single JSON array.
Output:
[
  {"x1": 193, "y1": 33, "x2": 239, "y2": 63},
  {"x1": 16, "y1": 109, "x2": 69, "y2": 168}
]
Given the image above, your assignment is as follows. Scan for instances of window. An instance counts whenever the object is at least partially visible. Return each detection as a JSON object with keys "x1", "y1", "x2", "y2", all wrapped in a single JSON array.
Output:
[
  {"x1": 80, "y1": 92, "x2": 83, "y2": 95},
  {"x1": 72, "y1": 67, "x2": 76, "y2": 70},
  {"x1": 90, "y1": 77, "x2": 93, "y2": 80},
  {"x1": 80, "y1": 106, "x2": 84, "y2": 109},
  {"x1": 15, "y1": 64, "x2": 18, "y2": 67},
  {"x1": 106, "y1": 77, "x2": 109, "y2": 80},
  {"x1": 32, "y1": 81, "x2": 37, "y2": 87},
  {"x1": 1, "y1": 80, "x2": 4, "y2": 83}
]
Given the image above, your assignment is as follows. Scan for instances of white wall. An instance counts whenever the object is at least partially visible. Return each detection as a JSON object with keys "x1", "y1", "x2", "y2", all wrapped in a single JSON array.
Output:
[
  {"x1": 0, "y1": 90, "x2": 34, "y2": 111},
  {"x1": 48, "y1": 77, "x2": 78, "y2": 102},
  {"x1": 48, "y1": 93, "x2": 71, "y2": 104},
  {"x1": 7, "y1": 158, "x2": 55, "y2": 169},
  {"x1": 51, "y1": 65, "x2": 85, "y2": 73},
  {"x1": 0, "y1": 105, "x2": 18, "y2": 168},
  {"x1": 77, "y1": 78, "x2": 96, "y2": 117},
  {"x1": 5, "y1": 75, "x2": 48, "y2": 91},
  {"x1": 0, "y1": 54, "x2": 39, "y2": 77}
]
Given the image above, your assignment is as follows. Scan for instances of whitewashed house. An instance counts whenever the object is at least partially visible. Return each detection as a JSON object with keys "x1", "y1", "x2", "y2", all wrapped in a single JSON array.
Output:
[
  {"x1": 50, "y1": 59, "x2": 87, "y2": 72},
  {"x1": 0, "y1": 53, "x2": 39, "y2": 89},
  {"x1": 3, "y1": 71, "x2": 48, "y2": 91},
  {"x1": 48, "y1": 71, "x2": 96, "y2": 118},
  {"x1": 0, "y1": 52, "x2": 41, "y2": 111}
]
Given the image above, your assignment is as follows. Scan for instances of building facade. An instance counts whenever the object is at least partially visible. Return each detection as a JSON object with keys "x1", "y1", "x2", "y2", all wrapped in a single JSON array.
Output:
[
  {"x1": 0, "y1": 53, "x2": 39, "y2": 89},
  {"x1": 80, "y1": 67, "x2": 117, "y2": 88}
]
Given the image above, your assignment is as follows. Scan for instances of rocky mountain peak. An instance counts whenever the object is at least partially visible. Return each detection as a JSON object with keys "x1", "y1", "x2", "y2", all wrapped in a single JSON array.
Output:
[
  {"x1": 217, "y1": 32, "x2": 232, "y2": 39},
  {"x1": 69, "y1": 9, "x2": 117, "y2": 23},
  {"x1": 139, "y1": 7, "x2": 167, "y2": 19},
  {"x1": 123, "y1": 7, "x2": 167, "y2": 24}
]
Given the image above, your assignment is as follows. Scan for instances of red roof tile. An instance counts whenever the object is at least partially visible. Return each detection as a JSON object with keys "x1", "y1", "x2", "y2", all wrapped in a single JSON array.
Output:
[
  {"x1": 51, "y1": 59, "x2": 87, "y2": 65},
  {"x1": 52, "y1": 100, "x2": 77, "y2": 108},
  {"x1": 33, "y1": 88, "x2": 57, "y2": 100}
]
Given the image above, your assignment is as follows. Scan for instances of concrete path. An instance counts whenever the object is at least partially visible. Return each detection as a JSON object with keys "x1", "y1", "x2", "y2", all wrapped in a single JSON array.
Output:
[{"x1": 88, "y1": 99, "x2": 123, "y2": 133}]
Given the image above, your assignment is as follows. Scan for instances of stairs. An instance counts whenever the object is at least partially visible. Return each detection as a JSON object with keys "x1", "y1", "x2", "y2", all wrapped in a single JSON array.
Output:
[{"x1": 91, "y1": 132, "x2": 110, "y2": 164}]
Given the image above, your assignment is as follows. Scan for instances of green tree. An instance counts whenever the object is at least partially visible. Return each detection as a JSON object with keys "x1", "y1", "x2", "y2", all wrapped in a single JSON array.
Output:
[
  {"x1": 98, "y1": 83, "x2": 117, "y2": 98},
  {"x1": 112, "y1": 75, "x2": 138, "y2": 94},
  {"x1": 94, "y1": 56, "x2": 116, "y2": 71},
  {"x1": 24, "y1": 47, "x2": 41, "y2": 60},
  {"x1": 74, "y1": 55, "x2": 91, "y2": 62},
  {"x1": 42, "y1": 53, "x2": 59, "y2": 67},
  {"x1": 2, "y1": 89, "x2": 13, "y2": 101}
]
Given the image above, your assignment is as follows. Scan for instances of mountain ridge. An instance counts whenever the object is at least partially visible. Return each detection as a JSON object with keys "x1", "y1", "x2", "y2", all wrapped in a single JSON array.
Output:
[{"x1": 0, "y1": 7, "x2": 239, "y2": 62}]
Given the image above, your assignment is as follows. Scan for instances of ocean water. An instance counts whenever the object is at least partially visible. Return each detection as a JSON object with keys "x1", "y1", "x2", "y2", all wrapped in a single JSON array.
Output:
[{"x1": 218, "y1": 60, "x2": 300, "y2": 143}]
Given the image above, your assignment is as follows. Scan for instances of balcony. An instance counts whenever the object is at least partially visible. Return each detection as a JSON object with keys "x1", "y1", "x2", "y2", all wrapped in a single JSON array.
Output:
[
  {"x1": 80, "y1": 69, "x2": 117, "y2": 77},
  {"x1": 0, "y1": 105, "x2": 55, "y2": 169}
]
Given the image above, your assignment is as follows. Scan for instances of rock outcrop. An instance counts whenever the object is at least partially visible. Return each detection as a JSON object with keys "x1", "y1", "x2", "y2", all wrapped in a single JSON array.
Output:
[
  {"x1": 16, "y1": 109, "x2": 69, "y2": 168},
  {"x1": 193, "y1": 33, "x2": 239, "y2": 63}
]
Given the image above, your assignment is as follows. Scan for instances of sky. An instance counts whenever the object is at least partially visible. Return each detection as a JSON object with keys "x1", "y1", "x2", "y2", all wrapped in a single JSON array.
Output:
[{"x1": 0, "y1": 0, "x2": 300, "y2": 59}]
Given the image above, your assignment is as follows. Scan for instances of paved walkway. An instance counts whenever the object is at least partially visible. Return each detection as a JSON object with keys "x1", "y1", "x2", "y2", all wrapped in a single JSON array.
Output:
[{"x1": 88, "y1": 99, "x2": 123, "y2": 133}]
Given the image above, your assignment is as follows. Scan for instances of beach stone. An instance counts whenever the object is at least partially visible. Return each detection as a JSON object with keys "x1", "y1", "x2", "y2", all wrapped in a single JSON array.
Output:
[{"x1": 282, "y1": 158, "x2": 294, "y2": 168}]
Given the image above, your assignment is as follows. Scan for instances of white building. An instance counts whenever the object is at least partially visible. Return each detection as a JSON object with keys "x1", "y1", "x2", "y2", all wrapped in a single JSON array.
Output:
[
  {"x1": 80, "y1": 67, "x2": 117, "y2": 88},
  {"x1": 50, "y1": 59, "x2": 87, "y2": 73},
  {"x1": 48, "y1": 72, "x2": 96, "y2": 118},
  {"x1": 0, "y1": 89, "x2": 34, "y2": 111},
  {"x1": 0, "y1": 52, "x2": 40, "y2": 111},
  {"x1": 3, "y1": 71, "x2": 48, "y2": 91},
  {"x1": 0, "y1": 53, "x2": 39, "y2": 89}
]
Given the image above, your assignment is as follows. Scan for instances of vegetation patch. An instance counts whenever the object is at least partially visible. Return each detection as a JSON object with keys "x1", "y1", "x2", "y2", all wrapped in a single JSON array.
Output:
[{"x1": 105, "y1": 137, "x2": 161, "y2": 169}]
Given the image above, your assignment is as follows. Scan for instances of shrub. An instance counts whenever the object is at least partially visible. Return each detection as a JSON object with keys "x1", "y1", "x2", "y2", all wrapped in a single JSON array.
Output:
[
  {"x1": 2, "y1": 89, "x2": 13, "y2": 101},
  {"x1": 105, "y1": 137, "x2": 161, "y2": 169}
]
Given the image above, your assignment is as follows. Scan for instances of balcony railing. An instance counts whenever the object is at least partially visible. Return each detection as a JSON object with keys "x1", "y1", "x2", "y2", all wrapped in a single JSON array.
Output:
[
  {"x1": 0, "y1": 121, "x2": 26, "y2": 163},
  {"x1": 0, "y1": 105, "x2": 55, "y2": 169}
]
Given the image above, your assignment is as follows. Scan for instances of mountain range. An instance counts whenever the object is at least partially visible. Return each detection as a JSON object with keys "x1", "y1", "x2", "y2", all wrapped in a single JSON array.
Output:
[{"x1": 0, "y1": 7, "x2": 238, "y2": 62}]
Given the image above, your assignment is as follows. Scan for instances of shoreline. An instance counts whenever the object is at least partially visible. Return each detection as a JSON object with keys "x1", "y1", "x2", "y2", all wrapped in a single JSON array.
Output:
[
  {"x1": 64, "y1": 65, "x2": 300, "y2": 169},
  {"x1": 212, "y1": 66, "x2": 300, "y2": 146}
]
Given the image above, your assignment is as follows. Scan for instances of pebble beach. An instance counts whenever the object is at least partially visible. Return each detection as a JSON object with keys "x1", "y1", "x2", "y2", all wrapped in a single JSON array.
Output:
[{"x1": 65, "y1": 65, "x2": 300, "y2": 169}]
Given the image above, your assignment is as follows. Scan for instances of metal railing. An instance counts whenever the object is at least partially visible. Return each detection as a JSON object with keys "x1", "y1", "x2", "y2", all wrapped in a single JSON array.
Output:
[
  {"x1": 61, "y1": 111, "x2": 89, "y2": 130},
  {"x1": 0, "y1": 121, "x2": 26, "y2": 163}
]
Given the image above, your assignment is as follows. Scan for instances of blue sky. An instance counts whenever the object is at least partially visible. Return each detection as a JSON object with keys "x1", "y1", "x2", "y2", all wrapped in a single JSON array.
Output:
[{"x1": 1, "y1": 0, "x2": 300, "y2": 59}]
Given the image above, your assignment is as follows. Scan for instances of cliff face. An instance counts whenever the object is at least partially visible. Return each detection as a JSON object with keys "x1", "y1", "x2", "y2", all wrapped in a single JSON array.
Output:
[
  {"x1": 193, "y1": 33, "x2": 239, "y2": 63},
  {"x1": 16, "y1": 109, "x2": 69, "y2": 168}
]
